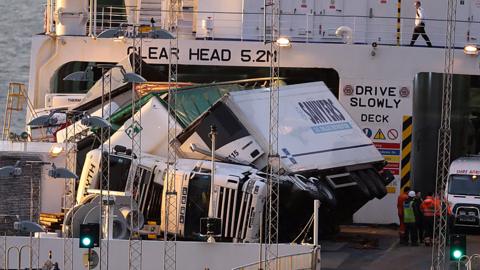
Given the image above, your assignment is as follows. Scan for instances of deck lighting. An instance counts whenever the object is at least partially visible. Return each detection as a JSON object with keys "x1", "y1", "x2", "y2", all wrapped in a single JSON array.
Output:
[
  {"x1": 64, "y1": 65, "x2": 146, "y2": 84},
  {"x1": 0, "y1": 165, "x2": 22, "y2": 178},
  {"x1": 63, "y1": 70, "x2": 93, "y2": 82},
  {"x1": 49, "y1": 144, "x2": 64, "y2": 157},
  {"x1": 464, "y1": 44, "x2": 478, "y2": 55},
  {"x1": 48, "y1": 164, "x2": 78, "y2": 180},
  {"x1": 122, "y1": 72, "x2": 147, "y2": 83},
  {"x1": 13, "y1": 220, "x2": 45, "y2": 233},
  {"x1": 27, "y1": 113, "x2": 59, "y2": 127},
  {"x1": 28, "y1": 110, "x2": 82, "y2": 128},
  {"x1": 276, "y1": 37, "x2": 291, "y2": 47},
  {"x1": 81, "y1": 115, "x2": 112, "y2": 129}
]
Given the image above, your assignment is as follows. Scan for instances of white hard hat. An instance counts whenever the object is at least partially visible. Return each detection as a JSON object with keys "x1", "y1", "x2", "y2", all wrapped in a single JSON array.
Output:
[{"x1": 408, "y1": 191, "x2": 416, "y2": 198}]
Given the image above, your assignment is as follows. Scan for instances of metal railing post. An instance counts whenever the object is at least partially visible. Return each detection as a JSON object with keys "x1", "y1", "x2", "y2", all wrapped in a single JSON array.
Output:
[
  {"x1": 2, "y1": 233, "x2": 6, "y2": 270},
  {"x1": 313, "y1": 200, "x2": 320, "y2": 247},
  {"x1": 93, "y1": 0, "x2": 97, "y2": 35},
  {"x1": 353, "y1": 16, "x2": 357, "y2": 43},
  {"x1": 89, "y1": 0, "x2": 93, "y2": 36},
  {"x1": 109, "y1": 6, "x2": 112, "y2": 29},
  {"x1": 101, "y1": 6, "x2": 104, "y2": 31},
  {"x1": 7, "y1": 244, "x2": 31, "y2": 270},
  {"x1": 306, "y1": 13, "x2": 309, "y2": 43},
  {"x1": 50, "y1": 0, "x2": 55, "y2": 34},
  {"x1": 263, "y1": 0, "x2": 266, "y2": 43}
]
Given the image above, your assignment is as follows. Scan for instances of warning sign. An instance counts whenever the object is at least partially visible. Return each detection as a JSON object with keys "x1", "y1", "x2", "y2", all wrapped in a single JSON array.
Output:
[
  {"x1": 387, "y1": 129, "x2": 399, "y2": 140},
  {"x1": 363, "y1": 128, "x2": 373, "y2": 138},
  {"x1": 343, "y1": 85, "x2": 354, "y2": 96},
  {"x1": 125, "y1": 120, "x2": 143, "y2": 139},
  {"x1": 374, "y1": 129, "x2": 386, "y2": 140},
  {"x1": 399, "y1": 87, "x2": 410, "y2": 98}
]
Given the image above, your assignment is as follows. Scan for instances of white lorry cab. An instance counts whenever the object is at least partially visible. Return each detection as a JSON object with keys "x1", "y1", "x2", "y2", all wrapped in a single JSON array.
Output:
[{"x1": 446, "y1": 156, "x2": 480, "y2": 228}]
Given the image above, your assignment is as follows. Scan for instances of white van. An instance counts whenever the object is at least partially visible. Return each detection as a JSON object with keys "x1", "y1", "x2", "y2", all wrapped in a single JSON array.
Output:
[{"x1": 446, "y1": 156, "x2": 480, "y2": 228}]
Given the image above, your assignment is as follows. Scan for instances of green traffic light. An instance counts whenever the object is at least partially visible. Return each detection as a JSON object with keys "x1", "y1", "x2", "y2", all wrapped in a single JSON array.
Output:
[
  {"x1": 452, "y1": 250, "x2": 463, "y2": 260},
  {"x1": 81, "y1": 237, "x2": 92, "y2": 247}
]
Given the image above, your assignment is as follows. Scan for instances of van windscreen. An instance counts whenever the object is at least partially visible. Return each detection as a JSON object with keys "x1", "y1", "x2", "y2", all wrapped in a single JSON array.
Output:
[{"x1": 448, "y1": 175, "x2": 480, "y2": 196}]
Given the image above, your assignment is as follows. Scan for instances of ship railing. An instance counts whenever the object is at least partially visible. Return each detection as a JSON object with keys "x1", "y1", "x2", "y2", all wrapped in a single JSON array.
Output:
[
  {"x1": 456, "y1": 254, "x2": 480, "y2": 270},
  {"x1": 94, "y1": 6, "x2": 129, "y2": 34},
  {"x1": 49, "y1": 4, "x2": 480, "y2": 48},
  {"x1": 232, "y1": 246, "x2": 320, "y2": 270}
]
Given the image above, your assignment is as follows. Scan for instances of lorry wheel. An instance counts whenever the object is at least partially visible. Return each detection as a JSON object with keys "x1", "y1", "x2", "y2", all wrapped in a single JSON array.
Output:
[
  {"x1": 367, "y1": 169, "x2": 388, "y2": 199},
  {"x1": 316, "y1": 181, "x2": 337, "y2": 208},
  {"x1": 350, "y1": 172, "x2": 372, "y2": 198},
  {"x1": 356, "y1": 170, "x2": 380, "y2": 198}
]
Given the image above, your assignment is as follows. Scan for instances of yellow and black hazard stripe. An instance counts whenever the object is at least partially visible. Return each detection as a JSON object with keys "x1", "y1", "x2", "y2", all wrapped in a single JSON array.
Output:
[
  {"x1": 401, "y1": 115, "x2": 412, "y2": 190},
  {"x1": 396, "y1": 0, "x2": 402, "y2": 46}
]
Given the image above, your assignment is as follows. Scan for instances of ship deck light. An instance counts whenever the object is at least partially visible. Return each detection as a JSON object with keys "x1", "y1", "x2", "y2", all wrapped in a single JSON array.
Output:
[
  {"x1": 276, "y1": 37, "x2": 291, "y2": 47},
  {"x1": 464, "y1": 44, "x2": 478, "y2": 55}
]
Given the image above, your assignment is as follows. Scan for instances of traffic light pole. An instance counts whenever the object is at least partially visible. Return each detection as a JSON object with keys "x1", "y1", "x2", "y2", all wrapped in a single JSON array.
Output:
[{"x1": 87, "y1": 248, "x2": 91, "y2": 270}]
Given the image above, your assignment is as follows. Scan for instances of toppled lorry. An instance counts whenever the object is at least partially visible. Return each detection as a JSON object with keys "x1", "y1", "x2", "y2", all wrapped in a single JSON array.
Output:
[{"x1": 71, "y1": 81, "x2": 393, "y2": 242}]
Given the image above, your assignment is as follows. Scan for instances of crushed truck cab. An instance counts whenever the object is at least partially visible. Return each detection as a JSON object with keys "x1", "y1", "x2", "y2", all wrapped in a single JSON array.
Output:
[{"x1": 175, "y1": 81, "x2": 394, "y2": 233}]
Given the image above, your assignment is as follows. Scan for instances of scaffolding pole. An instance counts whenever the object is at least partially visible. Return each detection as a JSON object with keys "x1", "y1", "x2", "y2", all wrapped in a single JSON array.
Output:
[
  {"x1": 431, "y1": 0, "x2": 457, "y2": 269},
  {"x1": 63, "y1": 116, "x2": 77, "y2": 270},
  {"x1": 163, "y1": 1, "x2": 180, "y2": 269},
  {"x1": 128, "y1": 24, "x2": 143, "y2": 270},
  {"x1": 99, "y1": 66, "x2": 112, "y2": 270},
  {"x1": 263, "y1": 0, "x2": 280, "y2": 269}
]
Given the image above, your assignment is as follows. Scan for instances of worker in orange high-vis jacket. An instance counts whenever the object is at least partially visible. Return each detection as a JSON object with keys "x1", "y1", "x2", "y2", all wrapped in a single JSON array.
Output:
[
  {"x1": 421, "y1": 192, "x2": 452, "y2": 246},
  {"x1": 397, "y1": 186, "x2": 411, "y2": 244},
  {"x1": 420, "y1": 192, "x2": 434, "y2": 246}
]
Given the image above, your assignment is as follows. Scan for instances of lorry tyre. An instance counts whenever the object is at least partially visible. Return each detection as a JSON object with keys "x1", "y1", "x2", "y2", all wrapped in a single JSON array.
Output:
[
  {"x1": 356, "y1": 170, "x2": 380, "y2": 198},
  {"x1": 350, "y1": 172, "x2": 372, "y2": 198},
  {"x1": 316, "y1": 181, "x2": 337, "y2": 208},
  {"x1": 367, "y1": 169, "x2": 387, "y2": 199}
]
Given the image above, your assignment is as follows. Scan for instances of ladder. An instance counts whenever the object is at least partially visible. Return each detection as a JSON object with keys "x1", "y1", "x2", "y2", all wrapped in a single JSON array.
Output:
[{"x1": 2, "y1": 83, "x2": 26, "y2": 140}]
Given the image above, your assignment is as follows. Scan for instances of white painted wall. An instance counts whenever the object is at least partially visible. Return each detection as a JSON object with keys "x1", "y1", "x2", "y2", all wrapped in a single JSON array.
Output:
[
  {"x1": 5, "y1": 236, "x2": 314, "y2": 270},
  {"x1": 237, "y1": 0, "x2": 480, "y2": 45},
  {"x1": 0, "y1": 142, "x2": 67, "y2": 213},
  {"x1": 196, "y1": 0, "x2": 243, "y2": 38}
]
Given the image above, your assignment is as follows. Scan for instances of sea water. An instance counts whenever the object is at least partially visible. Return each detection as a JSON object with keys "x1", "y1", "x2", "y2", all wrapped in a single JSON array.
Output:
[{"x1": 0, "y1": 0, "x2": 43, "y2": 134}]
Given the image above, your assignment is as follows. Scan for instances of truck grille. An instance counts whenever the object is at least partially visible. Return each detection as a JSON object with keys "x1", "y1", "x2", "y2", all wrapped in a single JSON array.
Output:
[
  {"x1": 454, "y1": 206, "x2": 480, "y2": 227},
  {"x1": 133, "y1": 166, "x2": 162, "y2": 221},
  {"x1": 216, "y1": 186, "x2": 254, "y2": 240}
]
